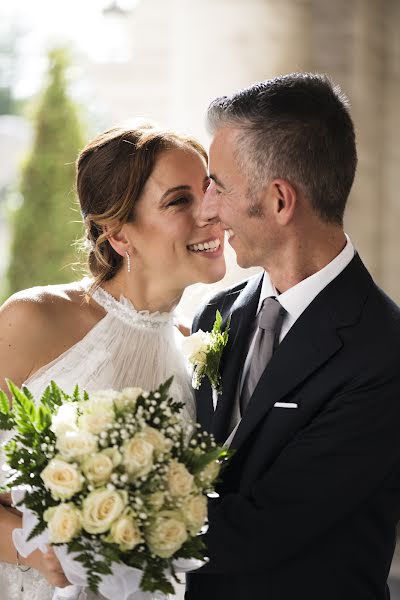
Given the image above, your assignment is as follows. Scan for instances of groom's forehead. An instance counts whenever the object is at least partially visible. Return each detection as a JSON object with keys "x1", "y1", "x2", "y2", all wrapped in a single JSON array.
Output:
[{"x1": 209, "y1": 127, "x2": 240, "y2": 162}]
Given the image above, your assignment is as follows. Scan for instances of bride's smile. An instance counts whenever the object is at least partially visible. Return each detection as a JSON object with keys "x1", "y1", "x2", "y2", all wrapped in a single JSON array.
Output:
[{"x1": 187, "y1": 237, "x2": 222, "y2": 256}]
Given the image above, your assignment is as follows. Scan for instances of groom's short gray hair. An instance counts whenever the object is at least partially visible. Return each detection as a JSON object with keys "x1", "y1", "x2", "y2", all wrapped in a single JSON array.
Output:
[{"x1": 207, "y1": 73, "x2": 357, "y2": 226}]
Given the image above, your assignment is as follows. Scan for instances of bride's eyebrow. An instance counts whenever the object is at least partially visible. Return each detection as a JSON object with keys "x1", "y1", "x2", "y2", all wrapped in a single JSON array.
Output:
[{"x1": 160, "y1": 185, "x2": 191, "y2": 202}]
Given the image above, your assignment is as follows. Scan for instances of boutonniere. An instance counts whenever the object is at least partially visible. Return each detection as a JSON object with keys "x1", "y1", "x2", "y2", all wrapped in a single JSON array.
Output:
[{"x1": 183, "y1": 310, "x2": 230, "y2": 394}]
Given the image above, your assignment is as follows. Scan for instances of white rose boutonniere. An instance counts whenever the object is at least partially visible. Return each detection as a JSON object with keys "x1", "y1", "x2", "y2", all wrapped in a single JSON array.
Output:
[{"x1": 182, "y1": 310, "x2": 230, "y2": 394}]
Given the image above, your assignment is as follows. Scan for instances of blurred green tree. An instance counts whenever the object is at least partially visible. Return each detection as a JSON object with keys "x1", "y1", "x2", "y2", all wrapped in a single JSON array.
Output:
[{"x1": 6, "y1": 48, "x2": 85, "y2": 295}]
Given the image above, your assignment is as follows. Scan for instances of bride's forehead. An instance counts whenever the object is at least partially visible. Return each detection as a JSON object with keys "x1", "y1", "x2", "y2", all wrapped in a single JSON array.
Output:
[
  {"x1": 156, "y1": 147, "x2": 206, "y2": 176},
  {"x1": 156, "y1": 145, "x2": 205, "y2": 170}
]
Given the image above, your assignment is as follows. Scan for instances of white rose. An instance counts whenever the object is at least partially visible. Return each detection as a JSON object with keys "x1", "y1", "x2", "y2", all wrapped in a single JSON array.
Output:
[
  {"x1": 196, "y1": 460, "x2": 221, "y2": 487},
  {"x1": 122, "y1": 435, "x2": 154, "y2": 478},
  {"x1": 147, "y1": 491, "x2": 165, "y2": 511},
  {"x1": 82, "y1": 488, "x2": 128, "y2": 534},
  {"x1": 181, "y1": 330, "x2": 211, "y2": 366},
  {"x1": 105, "y1": 509, "x2": 142, "y2": 551},
  {"x1": 146, "y1": 511, "x2": 188, "y2": 558},
  {"x1": 167, "y1": 460, "x2": 194, "y2": 497},
  {"x1": 79, "y1": 392, "x2": 116, "y2": 435},
  {"x1": 56, "y1": 430, "x2": 98, "y2": 461},
  {"x1": 41, "y1": 458, "x2": 83, "y2": 500},
  {"x1": 181, "y1": 494, "x2": 207, "y2": 535},
  {"x1": 141, "y1": 426, "x2": 172, "y2": 455},
  {"x1": 44, "y1": 503, "x2": 82, "y2": 543},
  {"x1": 82, "y1": 448, "x2": 121, "y2": 487},
  {"x1": 51, "y1": 403, "x2": 78, "y2": 436},
  {"x1": 114, "y1": 387, "x2": 143, "y2": 412}
]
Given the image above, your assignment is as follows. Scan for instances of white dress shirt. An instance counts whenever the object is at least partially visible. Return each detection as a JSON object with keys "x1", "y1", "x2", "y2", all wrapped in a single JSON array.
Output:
[{"x1": 239, "y1": 235, "x2": 355, "y2": 392}]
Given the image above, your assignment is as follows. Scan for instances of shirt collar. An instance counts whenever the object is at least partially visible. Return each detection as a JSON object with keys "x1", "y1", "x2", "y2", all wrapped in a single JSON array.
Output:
[{"x1": 257, "y1": 234, "x2": 355, "y2": 320}]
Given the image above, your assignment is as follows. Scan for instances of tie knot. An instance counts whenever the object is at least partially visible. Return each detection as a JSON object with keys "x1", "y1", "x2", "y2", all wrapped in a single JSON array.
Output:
[{"x1": 258, "y1": 297, "x2": 284, "y2": 331}]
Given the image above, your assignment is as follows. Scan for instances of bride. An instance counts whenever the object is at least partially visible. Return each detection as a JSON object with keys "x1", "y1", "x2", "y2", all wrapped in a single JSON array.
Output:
[{"x1": 0, "y1": 123, "x2": 226, "y2": 599}]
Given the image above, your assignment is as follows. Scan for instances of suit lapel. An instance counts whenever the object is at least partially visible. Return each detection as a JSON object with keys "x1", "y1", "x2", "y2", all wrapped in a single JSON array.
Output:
[
  {"x1": 231, "y1": 312, "x2": 342, "y2": 449},
  {"x1": 212, "y1": 273, "x2": 263, "y2": 442},
  {"x1": 231, "y1": 253, "x2": 373, "y2": 450}
]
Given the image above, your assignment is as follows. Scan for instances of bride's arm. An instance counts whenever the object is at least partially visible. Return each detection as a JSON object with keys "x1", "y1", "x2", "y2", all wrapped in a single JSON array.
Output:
[
  {"x1": 0, "y1": 504, "x2": 69, "y2": 586},
  {"x1": 0, "y1": 297, "x2": 70, "y2": 587},
  {"x1": 0, "y1": 492, "x2": 20, "y2": 515}
]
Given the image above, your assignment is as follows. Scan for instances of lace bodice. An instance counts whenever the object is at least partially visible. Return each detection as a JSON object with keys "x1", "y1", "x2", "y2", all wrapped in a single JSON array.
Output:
[
  {"x1": 0, "y1": 280, "x2": 194, "y2": 600},
  {"x1": 22, "y1": 283, "x2": 195, "y2": 422}
]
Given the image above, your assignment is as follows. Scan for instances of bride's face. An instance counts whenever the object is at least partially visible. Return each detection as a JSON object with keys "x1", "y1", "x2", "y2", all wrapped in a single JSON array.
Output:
[{"x1": 124, "y1": 146, "x2": 226, "y2": 288}]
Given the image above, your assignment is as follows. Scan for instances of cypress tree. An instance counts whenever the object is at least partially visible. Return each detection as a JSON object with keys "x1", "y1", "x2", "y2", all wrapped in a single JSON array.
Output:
[{"x1": 6, "y1": 48, "x2": 84, "y2": 295}]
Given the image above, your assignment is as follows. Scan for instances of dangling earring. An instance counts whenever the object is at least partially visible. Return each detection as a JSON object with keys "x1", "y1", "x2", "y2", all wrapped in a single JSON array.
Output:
[{"x1": 126, "y1": 251, "x2": 131, "y2": 273}]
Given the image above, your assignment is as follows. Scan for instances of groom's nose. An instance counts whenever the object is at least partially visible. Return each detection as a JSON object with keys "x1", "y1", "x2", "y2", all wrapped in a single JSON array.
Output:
[{"x1": 198, "y1": 181, "x2": 220, "y2": 225}]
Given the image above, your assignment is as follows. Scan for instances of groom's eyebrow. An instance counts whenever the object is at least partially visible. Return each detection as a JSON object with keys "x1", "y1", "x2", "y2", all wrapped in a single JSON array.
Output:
[{"x1": 209, "y1": 174, "x2": 226, "y2": 189}]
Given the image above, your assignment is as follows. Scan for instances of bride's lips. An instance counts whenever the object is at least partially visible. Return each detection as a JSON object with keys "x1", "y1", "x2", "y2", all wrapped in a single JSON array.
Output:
[{"x1": 187, "y1": 237, "x2": 224, "y2": 259}]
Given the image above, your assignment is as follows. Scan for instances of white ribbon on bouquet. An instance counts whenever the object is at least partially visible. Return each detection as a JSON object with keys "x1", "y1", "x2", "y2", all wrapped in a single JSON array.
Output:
[{"x1": 11, "y1": 488, "x2": 204, "y2": 600}]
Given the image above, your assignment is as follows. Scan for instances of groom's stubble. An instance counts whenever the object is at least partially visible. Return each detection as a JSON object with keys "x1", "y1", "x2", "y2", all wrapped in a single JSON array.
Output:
[{"x1": 247, "y1": 201, "x2": 264, "y2": 219}]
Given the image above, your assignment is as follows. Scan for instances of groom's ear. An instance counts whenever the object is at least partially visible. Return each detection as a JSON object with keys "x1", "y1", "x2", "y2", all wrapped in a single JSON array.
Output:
[{"x1": 271, "y1": 179, "x2": 297, "y2": 225}]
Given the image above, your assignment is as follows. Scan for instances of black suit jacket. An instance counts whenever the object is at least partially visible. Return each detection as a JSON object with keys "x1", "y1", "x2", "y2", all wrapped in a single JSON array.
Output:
[{"x1": 186, "y1": 254, "x2": 400, "y2": 600}]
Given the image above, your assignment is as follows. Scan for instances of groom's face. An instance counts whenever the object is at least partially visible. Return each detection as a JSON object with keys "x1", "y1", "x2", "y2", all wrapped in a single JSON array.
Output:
[{"x1": 204, "y1": 127, "x2": 276, "y2": 269}]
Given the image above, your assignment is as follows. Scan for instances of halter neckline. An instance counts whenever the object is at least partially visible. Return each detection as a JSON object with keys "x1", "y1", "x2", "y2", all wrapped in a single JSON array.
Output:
[{"x1": 89, "y1": 282, "x2": 175, "y2": 329}]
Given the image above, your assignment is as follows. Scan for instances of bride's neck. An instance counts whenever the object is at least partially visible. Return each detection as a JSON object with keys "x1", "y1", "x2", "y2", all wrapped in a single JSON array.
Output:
[{"x1": 101, "y1": 270, "x2": 183, "y2": 314}]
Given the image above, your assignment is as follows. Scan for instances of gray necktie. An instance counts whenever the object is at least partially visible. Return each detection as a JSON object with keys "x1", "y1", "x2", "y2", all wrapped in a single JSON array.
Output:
[{"x1": 240, "y1": 297, "x2": 285, "y2": 414}]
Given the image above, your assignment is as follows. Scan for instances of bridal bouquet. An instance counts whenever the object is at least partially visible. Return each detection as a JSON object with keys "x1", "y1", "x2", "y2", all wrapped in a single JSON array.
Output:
[{"x1": 0, "y1": 379, "x2": 227, "y2": 597}]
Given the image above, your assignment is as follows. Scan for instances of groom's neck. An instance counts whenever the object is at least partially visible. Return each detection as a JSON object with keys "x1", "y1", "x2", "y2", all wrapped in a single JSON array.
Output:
[{"x1": 265, "y1": 224, "x2": 346, "y2": 294}]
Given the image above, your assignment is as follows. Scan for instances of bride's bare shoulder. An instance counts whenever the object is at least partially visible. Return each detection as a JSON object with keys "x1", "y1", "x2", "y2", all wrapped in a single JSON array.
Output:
[
  {"x1": 0, "y1": 280, "x2": 92, "y2": 324},
  {"x1": 0, "y1": 281, "x2": 103, "y2": 387}
]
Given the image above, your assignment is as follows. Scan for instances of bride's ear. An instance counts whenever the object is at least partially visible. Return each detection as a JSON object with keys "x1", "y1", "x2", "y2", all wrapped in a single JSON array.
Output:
[{"x1": 104, "y1": 224, "x2": 132, "y2": 258}]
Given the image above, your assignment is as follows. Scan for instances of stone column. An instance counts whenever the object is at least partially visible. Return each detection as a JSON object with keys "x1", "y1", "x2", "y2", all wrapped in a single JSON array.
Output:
[
  {"x1": 344, "y1": 0, "x2": 386, "y2": 280},
  {"x1": 381, "y1": 0, "x2": 400, "y2": 300},
  {"x1": 169, "y1": 0, "x2": 312, "y2": 143}
]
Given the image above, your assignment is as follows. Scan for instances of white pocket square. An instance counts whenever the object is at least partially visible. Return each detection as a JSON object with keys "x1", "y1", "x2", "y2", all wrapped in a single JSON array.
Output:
[{"x1": 273, "y1": 402, "x2": 298, "y2": 408}]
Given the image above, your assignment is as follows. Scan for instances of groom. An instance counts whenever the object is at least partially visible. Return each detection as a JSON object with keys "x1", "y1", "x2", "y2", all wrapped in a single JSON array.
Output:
[{"x1": 186, "y1": 73, "x2": 400, "y2": 600}]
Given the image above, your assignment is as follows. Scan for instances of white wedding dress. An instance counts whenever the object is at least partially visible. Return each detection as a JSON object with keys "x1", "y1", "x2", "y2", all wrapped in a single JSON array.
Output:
[{"x1": 0, "y1": 281, "x2": 195, "y2": 600}]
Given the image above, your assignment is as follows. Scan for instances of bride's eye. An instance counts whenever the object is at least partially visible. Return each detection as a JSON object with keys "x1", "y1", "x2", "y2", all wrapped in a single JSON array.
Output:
[{"x1": 167, "y1": 196, "x2": 190, "y2": 208}]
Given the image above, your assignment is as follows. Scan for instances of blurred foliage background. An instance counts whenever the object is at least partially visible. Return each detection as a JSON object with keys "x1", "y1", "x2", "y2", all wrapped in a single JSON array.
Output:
[{"x1": 6, "y1": 48, "x2": 84, "y2": 295}]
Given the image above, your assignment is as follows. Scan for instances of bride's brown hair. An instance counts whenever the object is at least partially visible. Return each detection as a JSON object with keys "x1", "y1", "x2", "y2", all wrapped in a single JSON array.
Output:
[{"x1": 76, "y1": 123, "x2": 207, "y2": 291}]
